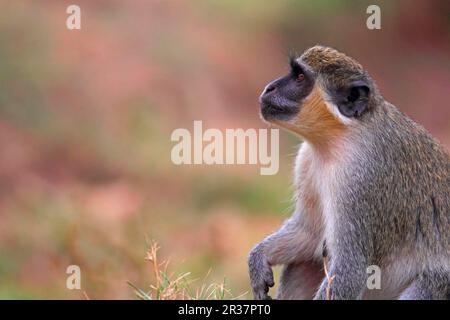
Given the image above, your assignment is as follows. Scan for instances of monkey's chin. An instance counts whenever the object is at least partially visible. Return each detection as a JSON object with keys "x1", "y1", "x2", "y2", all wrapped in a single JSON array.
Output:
[
  {"x1": 259, "y1": 112, "x2": 297, "y2": 132},
  {"x1": 260, "y1": 105, "x2": 298, "y2": 123},
  {"x1": 259, "y1": 112, "x2": 305, "y2": 138}
]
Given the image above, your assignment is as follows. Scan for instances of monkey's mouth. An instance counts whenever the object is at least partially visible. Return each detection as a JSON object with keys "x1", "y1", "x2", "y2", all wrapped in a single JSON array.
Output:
[{"x1": 260, "y1": 102, "x2": 299, "y2": 121}]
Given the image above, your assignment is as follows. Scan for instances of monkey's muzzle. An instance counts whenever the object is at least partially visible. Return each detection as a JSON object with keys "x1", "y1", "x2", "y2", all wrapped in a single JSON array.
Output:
[{"x1": 259, "y1": 90, "x2": 299, "y2": 122}]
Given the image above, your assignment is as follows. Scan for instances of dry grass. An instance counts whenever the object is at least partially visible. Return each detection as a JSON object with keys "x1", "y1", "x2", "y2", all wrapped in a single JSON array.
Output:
[
  {"x1": 323, "y1": 256, "x2": 336, "y2": 300},
  {"x1": 128, "y1": 242, "x2": 247, "y2": 300}
]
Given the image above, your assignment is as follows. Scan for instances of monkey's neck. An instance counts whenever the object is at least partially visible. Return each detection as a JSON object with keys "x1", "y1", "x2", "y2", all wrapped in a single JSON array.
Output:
[{"x1": 277, "y1": 87, "x2": 348, "y2": 159}]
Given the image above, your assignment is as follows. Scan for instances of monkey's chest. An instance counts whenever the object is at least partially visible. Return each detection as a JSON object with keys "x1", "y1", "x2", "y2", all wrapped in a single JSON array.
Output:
[
  {"x1": 301, "y1": 159, "x2": 341, "y2": 214},
  {"x1": 296, "y1": 154, "x2": 347, "y2": 258}
]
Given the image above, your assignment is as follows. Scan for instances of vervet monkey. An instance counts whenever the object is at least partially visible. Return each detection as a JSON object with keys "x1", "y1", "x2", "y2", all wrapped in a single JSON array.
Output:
[{"x1": 248, "y1": 45, "x2": 450, "y2": 300}]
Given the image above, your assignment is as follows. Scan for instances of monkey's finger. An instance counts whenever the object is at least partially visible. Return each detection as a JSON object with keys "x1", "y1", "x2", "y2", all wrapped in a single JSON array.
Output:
[
  {"x1": 265, "y1": 271, "x2": 275, "y2": 287},
  {"x1": 254, "y1": 289, "x2": 270, "y2": 300}
]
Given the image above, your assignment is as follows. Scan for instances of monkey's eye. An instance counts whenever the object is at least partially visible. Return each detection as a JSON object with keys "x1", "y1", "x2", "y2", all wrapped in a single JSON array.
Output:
[{"x1": 297, "y1": 73, "x2": 305, "y2": 82}]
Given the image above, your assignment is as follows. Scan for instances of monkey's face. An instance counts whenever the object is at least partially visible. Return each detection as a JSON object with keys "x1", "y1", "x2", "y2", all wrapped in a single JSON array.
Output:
[
  {"x1": 259, "y1": 57, "x2": 315, "y2": 122},
  {"x1": 259, "y1": 52, "x2": 371, "y2": 145}
]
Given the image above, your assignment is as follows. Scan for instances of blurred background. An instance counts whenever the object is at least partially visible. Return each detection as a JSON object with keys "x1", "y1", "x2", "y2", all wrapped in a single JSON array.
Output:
[{"x1": 0, "y1": 0, "x2": 449, "y2": 299}]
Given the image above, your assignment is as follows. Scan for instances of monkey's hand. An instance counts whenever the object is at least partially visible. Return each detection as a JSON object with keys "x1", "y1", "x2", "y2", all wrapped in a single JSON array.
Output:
[{"x1": 248, "y1": 244, "x2": 274, "y2": 300}]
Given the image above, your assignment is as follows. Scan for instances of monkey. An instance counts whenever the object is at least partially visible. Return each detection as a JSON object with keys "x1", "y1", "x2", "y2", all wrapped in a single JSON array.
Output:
[{"x1": 248, "y1": 45, "x2": 450, "y2": 300}]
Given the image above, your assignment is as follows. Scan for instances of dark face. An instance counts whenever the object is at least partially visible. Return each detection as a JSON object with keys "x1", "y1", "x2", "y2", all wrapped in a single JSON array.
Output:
[
  {"x1": 259, "y1": 58, "x2": 372, "y2": 122},
  {"x1": 259, "y1": 58, "x2": 315, "y2": 121}
]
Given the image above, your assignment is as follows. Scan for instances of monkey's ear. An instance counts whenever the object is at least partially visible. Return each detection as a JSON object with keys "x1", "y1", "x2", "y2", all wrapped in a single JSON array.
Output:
[{"x1": 337, "y1": 81, "x2": 370, "y2": 118}]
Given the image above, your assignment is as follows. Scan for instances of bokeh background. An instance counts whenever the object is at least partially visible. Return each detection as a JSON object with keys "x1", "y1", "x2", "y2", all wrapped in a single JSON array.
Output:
[{"x1": 0, "y1": 0, "x2": 449, "y2": 299}]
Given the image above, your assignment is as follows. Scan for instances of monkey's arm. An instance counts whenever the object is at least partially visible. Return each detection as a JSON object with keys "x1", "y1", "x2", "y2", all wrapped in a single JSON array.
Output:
[
  {"x1": 248, "y1": 215, "x2": 321, "y2": 300},
  {"x1": 314, "y1": 211, "x2": 372, "y2": 300}
]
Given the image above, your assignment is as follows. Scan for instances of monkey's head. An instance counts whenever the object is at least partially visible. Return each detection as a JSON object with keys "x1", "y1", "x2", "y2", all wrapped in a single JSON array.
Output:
[{"x1": 260, "y1": 46, "x2": 377, "y2": 146}]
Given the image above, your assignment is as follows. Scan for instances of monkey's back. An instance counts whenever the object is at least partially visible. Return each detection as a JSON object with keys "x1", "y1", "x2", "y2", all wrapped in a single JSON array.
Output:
[{"x1": 343, "y1": 102, "x2": 450, "y2": 261}]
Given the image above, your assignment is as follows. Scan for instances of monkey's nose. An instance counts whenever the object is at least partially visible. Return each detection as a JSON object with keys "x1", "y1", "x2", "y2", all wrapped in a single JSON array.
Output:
[
  {"x1": 260, "y1": 84, "x2": 276, "y2": 103},
  {"x1": 263, "y1": 84, "x2": 276, "y2": 95}
]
